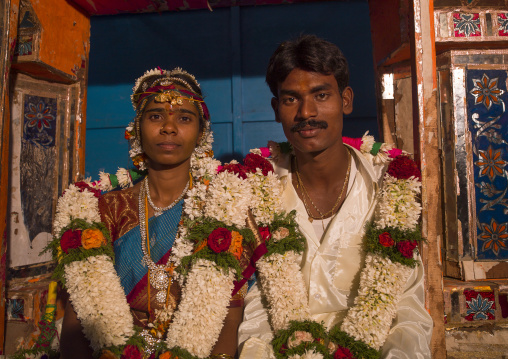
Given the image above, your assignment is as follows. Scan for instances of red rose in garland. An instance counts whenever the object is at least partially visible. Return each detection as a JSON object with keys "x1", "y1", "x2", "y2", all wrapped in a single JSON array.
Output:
[
  {"x1": 259, "y1": 226, "x2": 272, "y2": 242},
  {"x1": 120, "y1": 345, "x2": 142, "y2": 359},
  {"x1": 218, "y1": 163, "x2": 248, "y2": 179},
  {"x1": 378, "y1": 232, "x2": 395, "y2": 247},
  {"x1": 386, "y1": 155, "x2": 421, "y2": 180},
  {"x1": 74, "y1": 181, "x2": 102, "y2": 198},
  {"x1": 60, "y1": 229, "x2": 82, "y2": 253},
  {"x1": 334, "y1": 346, "x2": 355, "y2": 359},
  {"x1": 244, "y1": 153, "x2": 274, "y2": 176},
  {"x1": 397, "y1": 240, "x2": 418, "y2": 258},
  {"x1": 208, "y1": 228, "x2": 232, "y2": 253}
]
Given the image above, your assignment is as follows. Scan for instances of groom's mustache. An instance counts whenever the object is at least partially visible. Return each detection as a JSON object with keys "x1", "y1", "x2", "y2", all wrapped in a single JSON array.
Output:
[{"x1": 291, "y1": 119, "x2": 328, "y2": 132}]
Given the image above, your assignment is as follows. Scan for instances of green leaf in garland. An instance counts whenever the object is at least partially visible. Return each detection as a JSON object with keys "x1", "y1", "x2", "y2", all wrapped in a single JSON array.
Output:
[{"x1": 45, "y1": 218, "x2": 115, "y2": 287}]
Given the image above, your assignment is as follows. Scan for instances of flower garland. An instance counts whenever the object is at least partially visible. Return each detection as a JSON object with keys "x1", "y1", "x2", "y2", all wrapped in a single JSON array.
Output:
[
  {"x1": 254, "y1": 132, "x2": 424, "y2": 359},
  {"x1": 43, "y1": 127, "x2": 305, "y2": 358}
]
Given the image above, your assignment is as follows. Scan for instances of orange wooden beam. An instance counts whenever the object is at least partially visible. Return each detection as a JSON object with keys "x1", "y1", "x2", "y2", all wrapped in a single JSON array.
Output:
[{"x1": 408, "y1": 0, "x2": 447, "y2": 357}]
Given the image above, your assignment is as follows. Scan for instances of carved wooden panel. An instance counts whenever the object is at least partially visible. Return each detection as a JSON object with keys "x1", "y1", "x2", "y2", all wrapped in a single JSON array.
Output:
[
  {"x1": 9, "y1": 73, "x2": 80, "y2": 268},
  {"x1": 437, "y1": 50, "x2": 508, "y2": 280}
]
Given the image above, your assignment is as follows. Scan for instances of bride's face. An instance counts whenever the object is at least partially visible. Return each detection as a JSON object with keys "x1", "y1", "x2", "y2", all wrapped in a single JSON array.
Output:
[{"x1": 140, "y1": 95, "x2": 202, "y2": 170}]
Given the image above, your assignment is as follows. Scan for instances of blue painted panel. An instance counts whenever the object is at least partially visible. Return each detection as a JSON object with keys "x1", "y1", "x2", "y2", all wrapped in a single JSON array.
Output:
[
  {"x1": 211, "y1": 122, "x2": 234, "y2": 161},
  {"x1": 87, "y1": 84, "x2": 134, "y2": 129},
  {"x1": 85, "y1": 127, "x2": 131, "y2": 177},
  {"x1": 240, "y1": 1, "x2": 376, "y2": 118},
  {"x1": 466, "y1": 69, "x2": 508, "y2": 260},
  {"x1": 88, "y1": 9, "x2": 233, "y2": 85},
  {"x1": 200, "y1": 78, "x2": 233, "y2": 124}
]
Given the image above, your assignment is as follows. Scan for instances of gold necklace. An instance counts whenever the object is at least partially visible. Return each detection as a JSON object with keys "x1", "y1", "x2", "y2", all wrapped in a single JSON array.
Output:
[{"x1": 294, "y1": 149, "x2": 351, "y2": 223}]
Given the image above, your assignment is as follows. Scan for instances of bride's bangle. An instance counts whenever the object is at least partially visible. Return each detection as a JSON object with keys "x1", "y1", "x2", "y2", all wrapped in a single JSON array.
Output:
[{"x1": 210, "y1": 354, "x2": 234, "y2": 359}]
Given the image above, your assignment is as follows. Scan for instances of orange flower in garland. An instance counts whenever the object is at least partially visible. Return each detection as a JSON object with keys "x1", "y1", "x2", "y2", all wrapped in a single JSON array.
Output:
[
  {"x1": 81, "y1": 228, "x2": 106, "y2": 249},
  {"x1": 228, "y1": 231, "x2": 244, "y2": 260}
]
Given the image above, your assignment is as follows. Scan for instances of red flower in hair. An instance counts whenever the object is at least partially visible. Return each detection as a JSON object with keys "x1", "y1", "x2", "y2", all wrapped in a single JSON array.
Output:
[
  {"x1": 218, "y1": 163, "x2": 248, "y2": 179},
  {"x1": 386, "y1": 156, "x2": 421, "y2": 180},
  {"x1": 60, "y1": 229, "x2": 82, "y2": 253},
  {"x1": 74, "y1": 181, "x2": 101, "y2": 198},
  {"x1": 378, "y1": 232, "x2": 395, "y2": 247},
  {"x1": 397, "y1": 240, "x2": 418, "y2": 258},
  {"x1": 244, "y1": 153, "x2": 274, "y2": 175},
  {"x1": 208, "y1": 228, "x2": 232, "y2": 253},
  {"x1": 334, "y1": 345, "x2": 355, "y2": 359}
]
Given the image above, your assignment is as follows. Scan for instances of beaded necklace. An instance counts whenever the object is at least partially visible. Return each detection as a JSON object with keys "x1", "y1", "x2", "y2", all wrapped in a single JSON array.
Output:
[{"x1": 138, "y1": 176, "x2": 189, "y2": 305}]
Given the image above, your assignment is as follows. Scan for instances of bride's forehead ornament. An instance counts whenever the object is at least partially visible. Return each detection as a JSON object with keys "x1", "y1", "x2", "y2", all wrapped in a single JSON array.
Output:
[{"x1": 130, "y1": 67, "x2": 210, "y2": 122}]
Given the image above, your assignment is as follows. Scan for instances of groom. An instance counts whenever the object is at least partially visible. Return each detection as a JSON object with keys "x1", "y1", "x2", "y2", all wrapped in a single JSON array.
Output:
[{"x1": 238, "y1": 34, "x2": 433, "y2": 358}]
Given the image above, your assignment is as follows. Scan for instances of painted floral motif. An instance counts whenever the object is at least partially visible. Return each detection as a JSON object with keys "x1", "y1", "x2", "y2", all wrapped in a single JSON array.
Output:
[
  {"x1": 464, "y1": 290, "x2": 495, "y2": 321},
  {"x1": 468, "y1": 69, "x2": 508, "y2": 260},
  {"x1": 478, "y1": 218, "x2": 508, "y2": 256},
  {"x1": 498, "y1": 13, "x2": 508, "y2": 36},
  {"x1": 23, "y1": 95, "x2": 57, "y2": 147},
  {"x1": 25, "y1": 101, "x2": 55, "y2": 131},
  {"x1": 453, "y1": 13, "x2": 481, "y2": 37},
  {"x1": 475, "y1": 145, "x2": 506, "y2": 182},
  {"x1": 470, "y1": 74, "x2": 505, "y2": 110}
]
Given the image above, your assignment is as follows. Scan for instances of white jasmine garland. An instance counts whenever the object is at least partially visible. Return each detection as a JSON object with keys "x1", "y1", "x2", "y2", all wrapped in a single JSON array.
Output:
[
  {"x1": 165, "y1": 259, "x2": 235, "y2": 358},
  {"x1": 204, "y1": 171, "x2": 252, "y2": 228},
  {"x1": 64, "y1": 255, "x2": 134, "y2": 350},
  {"x1": 340, "y1": 254, "x2": 410, "y2": 350},
  {"x1": 374, "y1": 174, "x2": 422, "y2": 230},
  {"x1": 248, "y1": 170, "x2": 284, "y2": 225},
  {"x1": 190, "y1": 156, "x2": 221, "y2": 179},
  {"x1": 53, "y1": 185, "x2": 101, "y2": 235},
  {"x1": 183, "y1": 181, "x2": 208, "y2": 220},
  {"x1": 257, "y1": 251, "x2": 311, "y2": 331}
]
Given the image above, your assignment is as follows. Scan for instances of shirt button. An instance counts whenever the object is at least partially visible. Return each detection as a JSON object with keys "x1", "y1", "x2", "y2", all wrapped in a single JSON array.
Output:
[{"x1": 314, "y1": 293, "x2": 321, "y2": 300}]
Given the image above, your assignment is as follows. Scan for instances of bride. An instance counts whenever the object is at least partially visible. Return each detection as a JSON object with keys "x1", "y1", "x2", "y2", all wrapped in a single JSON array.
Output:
[{"x1": 59, "y1": 68, "x2": 244, "y2": 359}]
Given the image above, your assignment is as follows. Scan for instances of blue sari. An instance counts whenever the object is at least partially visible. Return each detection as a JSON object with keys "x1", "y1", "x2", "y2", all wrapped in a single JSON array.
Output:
[{"x1": 113, "y1": 199, "x2": 183, "y2": 306}]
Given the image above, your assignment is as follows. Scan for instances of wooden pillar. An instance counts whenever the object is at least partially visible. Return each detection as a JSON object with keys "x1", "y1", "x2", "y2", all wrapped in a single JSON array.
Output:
[
  {"x1": 0, "y1": 0, "x2": 20, "y2": 352},
  {"x1": 409, "y1": 0, "x2": 447, "y2": 357}
]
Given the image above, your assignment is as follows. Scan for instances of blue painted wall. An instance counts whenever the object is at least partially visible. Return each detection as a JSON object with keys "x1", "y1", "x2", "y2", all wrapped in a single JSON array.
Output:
[{"x1": 85, "y1": 1, "x2": 377, "y2": 177}]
